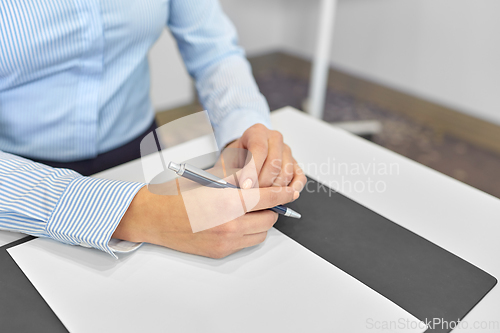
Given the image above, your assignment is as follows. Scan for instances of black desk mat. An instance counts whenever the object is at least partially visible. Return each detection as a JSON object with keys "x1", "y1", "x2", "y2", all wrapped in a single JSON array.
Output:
[
  {"x1": 275, "y1": 177, "x2": 497, "y2": 333},
  {"x1": 0, "y1": 236, "x2": 67, "y2": 332}
]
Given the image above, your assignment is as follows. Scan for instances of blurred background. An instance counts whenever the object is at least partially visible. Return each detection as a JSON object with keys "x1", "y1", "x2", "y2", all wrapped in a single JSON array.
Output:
[{"x1": 149, "y1": 0, "x2": 500, "y2": 198}]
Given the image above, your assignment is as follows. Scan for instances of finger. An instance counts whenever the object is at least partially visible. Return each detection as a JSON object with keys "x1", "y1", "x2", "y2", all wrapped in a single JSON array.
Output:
[
  {"x1": 214, "y1": 148, "x2": 254, "y2": 187},
  {"x1": 258, "y1": 131, "x2": 284, "y2": 187},
  {"x1": 220, "y1": 144, "x2": 246, "y2": 170},
  {"x1": 240, "y1": 136, "x2": 268, "y2": 189},
  {"x1": 234, "y1": 150, "x2": 259, "y2": 189},
  {"x1": 289, "y1": 158, "x2": 307, "y2": 192},
  {"x1": 237, "y1": 231, "x2": 269, "y2": 249},
  {"x1": 273, "y1": 145, "x2": 294, "y2": 187},
  {"x1": 239, "y1": 210, "x2": 278, "y2": 235},
  {"x1": 246, "y1": 186, "x2": 299, "y2": 212}
]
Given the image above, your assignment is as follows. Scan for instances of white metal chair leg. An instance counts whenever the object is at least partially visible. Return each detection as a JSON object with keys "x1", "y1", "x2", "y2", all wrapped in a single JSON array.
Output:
[{"x1": 305, "y1": 0, "x2": 382, "y2": 137}]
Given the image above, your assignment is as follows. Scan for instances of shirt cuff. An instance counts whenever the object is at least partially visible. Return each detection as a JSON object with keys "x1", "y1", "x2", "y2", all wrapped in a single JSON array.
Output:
[
  {"x1": 214, "y1": 109, "x2": 273, "y2": 149},
  {"x1": 108, "y1": 239, "x2": 143, "y2": 253},
  {"x1": 45, "y1": 176, "x2": 145, "y2": 258}
]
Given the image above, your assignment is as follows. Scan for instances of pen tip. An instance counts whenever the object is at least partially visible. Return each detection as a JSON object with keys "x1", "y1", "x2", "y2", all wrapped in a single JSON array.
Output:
[{"x1": 288, "y1": 210, "x2": 301, "y2": 219}]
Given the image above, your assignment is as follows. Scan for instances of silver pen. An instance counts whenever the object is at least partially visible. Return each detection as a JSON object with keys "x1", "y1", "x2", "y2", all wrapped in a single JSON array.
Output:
[{"x1": 168, "y1": 162, "x2": 301, "y2": 219}]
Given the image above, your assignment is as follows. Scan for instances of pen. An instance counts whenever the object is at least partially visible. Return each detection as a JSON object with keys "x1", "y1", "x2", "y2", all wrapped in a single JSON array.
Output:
[{"x1": 168, "y1": 162, "x2": 301, "y2": 219}]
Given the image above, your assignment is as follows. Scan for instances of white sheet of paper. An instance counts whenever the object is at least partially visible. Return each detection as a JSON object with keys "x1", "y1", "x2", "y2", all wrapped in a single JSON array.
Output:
[
  {"x1": 0, "y1": 230, "x2": 25, "y2": 247},
  {"x1": 8, "y1": 230, "x2": 425, "y2": 333}
]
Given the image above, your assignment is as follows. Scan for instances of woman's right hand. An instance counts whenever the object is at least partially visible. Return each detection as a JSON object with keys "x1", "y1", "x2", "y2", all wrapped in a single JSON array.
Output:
[{"x1": 113, "y1": 183, "x2": 299, "y2": 259}]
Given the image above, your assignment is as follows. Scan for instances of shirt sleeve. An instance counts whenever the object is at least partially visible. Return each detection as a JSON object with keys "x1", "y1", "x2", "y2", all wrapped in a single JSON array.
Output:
[
  {"x1": 0, "y1": 150, "x2": 144, "y2": 258},
  {"x1": 167, "y1": 0, "x2": 272, "y2": 149}
]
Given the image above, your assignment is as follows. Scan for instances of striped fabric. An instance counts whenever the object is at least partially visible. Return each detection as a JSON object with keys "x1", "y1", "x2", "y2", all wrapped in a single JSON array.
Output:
[
  {"x1": 0, "y1": 151, "x2": 144, "y2": 257},
  {"x1": 0, "y1": 0, "x2": 271, "y2": 256},
  {"x1": 0, "y1": 0, "x2": 271, "y2": 161}
]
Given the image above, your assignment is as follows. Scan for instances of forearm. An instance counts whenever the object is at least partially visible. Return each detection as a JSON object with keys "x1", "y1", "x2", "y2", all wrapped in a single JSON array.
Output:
[
  {"x1": 168, "y1": 0, "x2": 272, "y2": 149},
  {"x1": 196, "y1": 55, "x2": 272, "y2": 148},
  {"x1": 113, "y1": 187, "x2": 170, "y2": 244}
]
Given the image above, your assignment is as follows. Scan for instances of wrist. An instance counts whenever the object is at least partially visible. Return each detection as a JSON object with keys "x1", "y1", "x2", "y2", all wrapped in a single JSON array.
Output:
[
  {"x1": 113, "y1": 186, "x2": 160, "y2": 243},
  {"x1": 113, "y1": 185, "x2": 188, "y2": 246}
]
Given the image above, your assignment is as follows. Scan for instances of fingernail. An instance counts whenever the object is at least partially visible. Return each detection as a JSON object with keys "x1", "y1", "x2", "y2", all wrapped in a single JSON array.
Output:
[
  {"x1": 241, "y1": 178, "x2": 253, "y2": 189},
  {"x1": 293, "y1": 191, "x2": 300, "y2": 200}
]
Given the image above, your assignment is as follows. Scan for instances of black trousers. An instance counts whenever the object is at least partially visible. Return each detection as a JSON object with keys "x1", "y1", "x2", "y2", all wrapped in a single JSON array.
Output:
[{"x1": 30, "y1": 121, "x2": 157, "y2": 176}]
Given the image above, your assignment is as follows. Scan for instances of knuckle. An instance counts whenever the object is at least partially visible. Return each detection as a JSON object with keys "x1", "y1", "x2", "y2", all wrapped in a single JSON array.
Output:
[
  {"x1": 268, "y1": 189, "x2": 279, "y2": 205},
  {"x1": 284, "y1": 168, "x2": 294, "y2": 182},
  {"x1": 269, "y1": 160, "x2": 282, "y2": 175},
  {"x1": 273, "y1": 174, "x2": 289, "y2": 187},
  {"x1": 283, "y1": 174, "x2": 293, "y2": 185},
  {"x1": 251, "y1": 140, "x2": 268, "y2": 154},
  {"x1": 251, "y1": 123, "x2": 266, "y2": 132},
  {"x1": 271, "y1": 131, "x2": 283, "y2": 142},
  {"x1": 270, "y1": 156, "x2": 282, "y2": 165},
  {"x1": 260, "y1": 180, "x2": 273, "y2": 188},
  {"x1": 272, "y1": 176, "x2": 283, "y2": 186},
  {"x1": 260, "y1": 177, "x2": 274, "y2": 188}
]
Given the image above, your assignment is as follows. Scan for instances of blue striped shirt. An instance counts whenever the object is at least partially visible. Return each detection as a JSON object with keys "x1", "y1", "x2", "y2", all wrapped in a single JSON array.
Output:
[{"x1": 0, "y1": 0, "x2": 271, "y2": 256}]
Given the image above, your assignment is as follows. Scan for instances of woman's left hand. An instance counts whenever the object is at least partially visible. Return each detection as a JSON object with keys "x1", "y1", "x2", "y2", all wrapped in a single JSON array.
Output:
[{"x1": 225, "y1": 123, "x2": 307, "y2": 192}]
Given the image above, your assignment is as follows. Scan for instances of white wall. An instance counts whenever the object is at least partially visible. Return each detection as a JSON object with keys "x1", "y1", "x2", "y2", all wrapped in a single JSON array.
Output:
[
  {"x1": 149, "y1": 0, "x2": 500, "y2": 126},
  {"x1": 325, "y1": 0, "x2": 500, "y2": 126},
  {"x1": 219, "y1": 0, "x2": 287, "y2": 55}
]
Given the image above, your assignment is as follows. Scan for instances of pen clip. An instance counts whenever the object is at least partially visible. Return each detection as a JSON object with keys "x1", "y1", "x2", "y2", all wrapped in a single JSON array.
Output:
[
  {"x1": 169, "y1": 162, "x2": 228, "y2": 186},
  {"x1": 186, "y1": 164, "x2": 228, "y2": 186}
]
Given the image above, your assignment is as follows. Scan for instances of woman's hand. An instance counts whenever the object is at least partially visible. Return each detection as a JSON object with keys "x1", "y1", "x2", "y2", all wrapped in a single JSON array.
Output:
[
  {"x1": 114, "y1": 184, "x2": 299, "y2": 259},
  {"x1": 225, "y1": 124, "x2": 307, "y2": 192}
]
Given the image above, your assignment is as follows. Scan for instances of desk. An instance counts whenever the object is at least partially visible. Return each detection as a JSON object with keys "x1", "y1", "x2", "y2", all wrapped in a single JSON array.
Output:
[
  {"x1": 0, "y1": 231, "x2": 24, "y2": 247},
  {"x1": 272, "y1": 107, "x2": 500, "y2": 332},
  {"x1": 2, "y1": 107, "x2": 499, "y2": 332}
]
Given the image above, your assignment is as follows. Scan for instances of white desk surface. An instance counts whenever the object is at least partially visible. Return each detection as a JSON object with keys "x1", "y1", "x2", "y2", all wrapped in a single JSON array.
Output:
[{"x1": 8, "y1": 107, "x2": 500, "y2": 332}]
